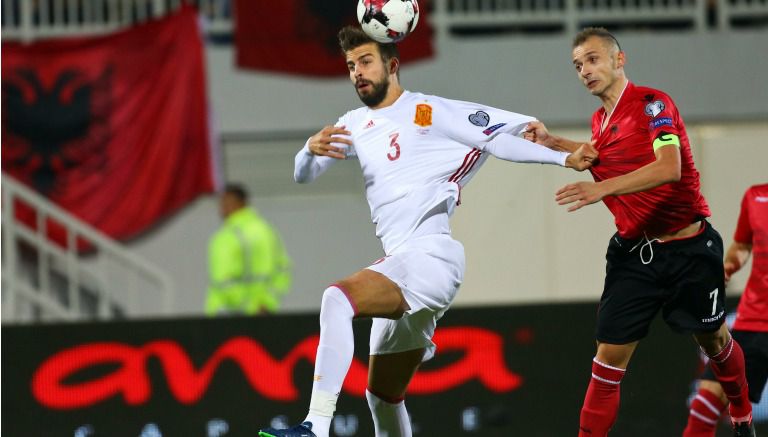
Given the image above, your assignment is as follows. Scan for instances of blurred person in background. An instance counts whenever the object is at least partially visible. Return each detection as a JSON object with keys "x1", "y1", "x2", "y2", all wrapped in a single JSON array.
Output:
[
  {"x1": 206, "y1": 183, "x2": 291, "y2": 315},
  {"x1": 526, "y1": 27, "x2": 755, "y2": 436},
  {"x1": 684, "y1": 183, "x2": 768, "y2": 436}
]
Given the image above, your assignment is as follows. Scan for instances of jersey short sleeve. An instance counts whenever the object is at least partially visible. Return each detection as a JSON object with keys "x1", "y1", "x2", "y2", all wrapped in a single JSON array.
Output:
[
  {"x1": 644, "y1": 92, "x2": 682, "y2": 144},
  {"x1": 431, "y1": 97, "x2": 536, "y2": 151},
  {"x1": 733, "y1": 188, "x2": 754, "y2": 244}
]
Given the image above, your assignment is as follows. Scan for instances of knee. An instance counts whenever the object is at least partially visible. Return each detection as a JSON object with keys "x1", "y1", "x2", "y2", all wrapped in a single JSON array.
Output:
[
  {"x1": 695, "y1": 324, "x2": 730, "y2": 356},
  {"x1": 698, "y1": 379, "x2": 728, "y2": 404},
  {"x1": 320, "y1": 286, "x2": 356, "y2": 322},
  {"x1": 321, "y1": 286, "x2": 341, "y2": 307},
  {"x1": 366, "y1": 388, "x2": 404, "y2": 407},
  {"x1": 595, "y1": 342, "x2": 636, "y2": 369}
]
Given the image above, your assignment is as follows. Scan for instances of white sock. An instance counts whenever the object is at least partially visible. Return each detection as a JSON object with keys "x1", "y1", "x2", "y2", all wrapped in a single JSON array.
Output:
[
  {"x1": 302, "y1": 414, "x2": 331, "y2": 437},
  {"x1": 366, "y1": 389, "x2": 412, "y2": 437},
  {"x1": 303, "y1": 286, "x2": 356, "y2": 437}
]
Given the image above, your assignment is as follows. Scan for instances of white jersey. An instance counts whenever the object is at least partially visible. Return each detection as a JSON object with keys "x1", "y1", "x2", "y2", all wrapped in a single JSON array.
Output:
[{"x1": 295, "y1": 91, "x2": 569, "y2": 254}]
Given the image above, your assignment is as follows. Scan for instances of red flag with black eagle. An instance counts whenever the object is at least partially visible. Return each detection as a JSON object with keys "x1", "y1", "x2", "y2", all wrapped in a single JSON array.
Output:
[
  {"x1": 234, "y1": 0, "x2": 434, "y2": 77},
  {"x1": 1, "y1": 6, "x2": 217, "y2": 242}
]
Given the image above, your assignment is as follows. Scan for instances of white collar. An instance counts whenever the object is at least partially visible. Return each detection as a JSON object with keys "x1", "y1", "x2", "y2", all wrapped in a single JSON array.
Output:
[{"x1": 600, "y1": 80, "x2": 629, "y2": 135}]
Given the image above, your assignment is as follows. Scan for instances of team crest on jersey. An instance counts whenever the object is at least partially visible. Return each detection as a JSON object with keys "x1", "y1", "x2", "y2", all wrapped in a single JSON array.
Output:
[
  {"x1": 414, "y1": 104, "x2": 432, "y2": 127},
  {"x1": 644, "y1": 100, "x2": 665, "y2": 117},
  {"x1": 468, "y1": 110, "x2": 490, "y2": 127}
]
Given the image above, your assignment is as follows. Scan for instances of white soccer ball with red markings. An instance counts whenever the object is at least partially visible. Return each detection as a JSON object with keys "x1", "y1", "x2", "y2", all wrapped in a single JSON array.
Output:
[{"x1": 357, "y1": 0, "x2": 420, "y2": 43}]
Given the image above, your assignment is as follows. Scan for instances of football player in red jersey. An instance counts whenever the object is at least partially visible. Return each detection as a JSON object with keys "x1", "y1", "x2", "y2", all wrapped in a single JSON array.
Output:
[
  {"x1": 684, "y1": 183, "x2": 768, "y2": 436},
  {"x1": 525, "y1": 27, "x2": 755, "y2": 437}
]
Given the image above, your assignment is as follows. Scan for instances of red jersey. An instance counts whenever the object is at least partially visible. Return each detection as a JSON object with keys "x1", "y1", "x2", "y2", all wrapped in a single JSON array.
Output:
[
  {"x1": 733, "y1": 183, "x2": 768, "y2": 332},
  {"x1": 589, "y1": 82, "x2": 710, "y2": 239}
]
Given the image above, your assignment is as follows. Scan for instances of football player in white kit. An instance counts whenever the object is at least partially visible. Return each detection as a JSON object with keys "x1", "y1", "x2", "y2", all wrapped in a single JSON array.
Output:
[{"x1": 259, "y1": 26, "x2": 598, "y2": 437}]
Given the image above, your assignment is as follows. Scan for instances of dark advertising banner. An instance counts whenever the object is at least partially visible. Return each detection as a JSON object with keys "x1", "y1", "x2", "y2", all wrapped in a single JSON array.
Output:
[{"x1": 2, "y1": 301, "x2": 765, "y2": 436}]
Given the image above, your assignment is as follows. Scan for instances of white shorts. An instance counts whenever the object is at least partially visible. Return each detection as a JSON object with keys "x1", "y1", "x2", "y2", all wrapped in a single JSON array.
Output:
[{"x1": 366, "y1": 233, "x2": 465, "y2": 362}]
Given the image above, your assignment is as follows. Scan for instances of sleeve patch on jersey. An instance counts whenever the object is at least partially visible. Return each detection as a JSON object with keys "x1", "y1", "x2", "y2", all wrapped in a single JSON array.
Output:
[
  {"x1": 483, "y1": 123, "x2": 507, "y2": 135},
  {"x1": 653, "y1": 133, "x2": 680, "y2": 151},
  {"x1": 468, "y1": 111, "x2": 490, "y2": 127},
  {"x1": 649, "y1": 117, "x2": 673, "y2": 130},
  {"x1": 644, "y1": 100, "x2": 666, "y2": 117}
]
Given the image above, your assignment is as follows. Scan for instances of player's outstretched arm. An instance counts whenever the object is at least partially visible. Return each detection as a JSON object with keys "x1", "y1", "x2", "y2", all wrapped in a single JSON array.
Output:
[
  {"x1": 483, "y1": 132, "x2": 570, "y2": 166},
  {"x1": 525, "y1": 121, "x2": 585, "y2": 153},
  {"x1": 483, "y1": 132, "x2": 597, "y2": 170},
  {"x1": 294, "y1": 125, "x2": 352, "y2": 183}
]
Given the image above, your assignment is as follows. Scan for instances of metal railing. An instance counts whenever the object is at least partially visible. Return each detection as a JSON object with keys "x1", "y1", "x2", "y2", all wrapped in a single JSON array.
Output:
[
  {"x1": 1, "y1": 0, "x2": 232, "y2": 41},
  {"x1": 439, "y1": 0, "x2": 767, "y2": 34},
  {"x1": 1, "y1": 174, "x2": 174, "y2": 323},
  {"x1": 1, "y1": 0, "x2": 766, "y2": 42}
]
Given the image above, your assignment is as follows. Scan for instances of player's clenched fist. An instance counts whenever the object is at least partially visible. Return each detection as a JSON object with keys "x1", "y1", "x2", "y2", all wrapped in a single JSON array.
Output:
[
  {"x1": 524, "y1": 121, "x2": 554, "y2": 148},
  {"x1": 565, "y1": 141, "x2": 599, "y2": 172},
  {"x1": 308, "y1": 125, "x2": 353, "y2": 159}
]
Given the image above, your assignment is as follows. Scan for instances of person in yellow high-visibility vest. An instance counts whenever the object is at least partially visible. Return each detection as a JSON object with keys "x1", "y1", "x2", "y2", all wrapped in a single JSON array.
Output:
[{"x1": 206, "y1": 184, "x2": 291, "y2": 315}]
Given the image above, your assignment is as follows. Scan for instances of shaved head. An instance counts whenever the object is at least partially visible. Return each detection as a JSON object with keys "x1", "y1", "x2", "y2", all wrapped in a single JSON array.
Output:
[{"x1": 573, "y1": 27, "x2": 622, "y2": 55}]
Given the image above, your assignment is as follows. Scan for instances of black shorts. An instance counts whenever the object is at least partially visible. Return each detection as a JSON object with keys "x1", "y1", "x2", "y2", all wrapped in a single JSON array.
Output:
[
  {"x1": 701, "y1": 330, "x2": 768, "y2": 403},
  {"x1": 595, "y1": 220, "x2": 726, "y2": 344}
]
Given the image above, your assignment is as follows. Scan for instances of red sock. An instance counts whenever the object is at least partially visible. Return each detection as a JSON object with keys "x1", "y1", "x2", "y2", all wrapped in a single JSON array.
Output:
[
  {"x1": 578, "y1": 358, "x2": 625, "y2": 437},
  {"x1": 683, "y1": 388, "x2": 726, "y2": 437},
  {"x1": 706, "y1": 337, "x2": 752, "y2": 423}
]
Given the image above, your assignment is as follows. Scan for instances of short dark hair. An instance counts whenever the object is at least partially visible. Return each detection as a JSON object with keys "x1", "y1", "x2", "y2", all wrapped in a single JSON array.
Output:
[
  {"x1": 338, "y1": 25, "x2": 400, "y2": 65},
  {"x1": 572, "y1": 27, "x2": 622, "y2": 53},
  {"x1": 223, "y1": 183, "x2": 248, "y2": 203}
]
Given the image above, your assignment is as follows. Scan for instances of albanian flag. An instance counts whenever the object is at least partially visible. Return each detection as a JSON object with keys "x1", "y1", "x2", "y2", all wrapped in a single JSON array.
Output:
[{"x1": 2, "y1": 6, "x2": 218, "y2": 242}]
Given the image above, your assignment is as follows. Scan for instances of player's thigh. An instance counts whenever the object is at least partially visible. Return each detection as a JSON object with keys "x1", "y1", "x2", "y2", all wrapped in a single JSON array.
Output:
[
  {"x1": 596, "y1": 274, "x2": 665, "y2": 344},
  {"x1": 366, "y1": 235, "x2": 464, "y2": 318},
  {"x1": 597, "y1": 234, "x2": 665, "y2": 344},
  {"x1": 662, "y1": 224, "x2": 727, "y2": 335},
  {"x1": 368, "y1": 348, "x2": 426, "y2": 400},
  {"x1": 337, "y1": 269, "x2": 408, "y2": 319},
  {"x1": 364, "y1": 235, "x2": 464, "y2": 363}
]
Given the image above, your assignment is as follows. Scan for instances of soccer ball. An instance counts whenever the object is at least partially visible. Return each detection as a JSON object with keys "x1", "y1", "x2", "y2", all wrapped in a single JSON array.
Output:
[{"x1": 357, "y1": 0, "x2": 420, "y2": 44}]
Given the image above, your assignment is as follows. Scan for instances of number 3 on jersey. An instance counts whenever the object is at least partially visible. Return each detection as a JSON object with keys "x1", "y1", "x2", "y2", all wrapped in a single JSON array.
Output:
[{"x1": 387, "y1": 132, "x2": 401, "y2": 161}]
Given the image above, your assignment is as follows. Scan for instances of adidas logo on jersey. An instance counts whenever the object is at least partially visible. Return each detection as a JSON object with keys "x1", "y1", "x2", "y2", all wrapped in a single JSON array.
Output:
[{"x1": 364, "y1": 120, "x2": 375, "y2": 129}]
